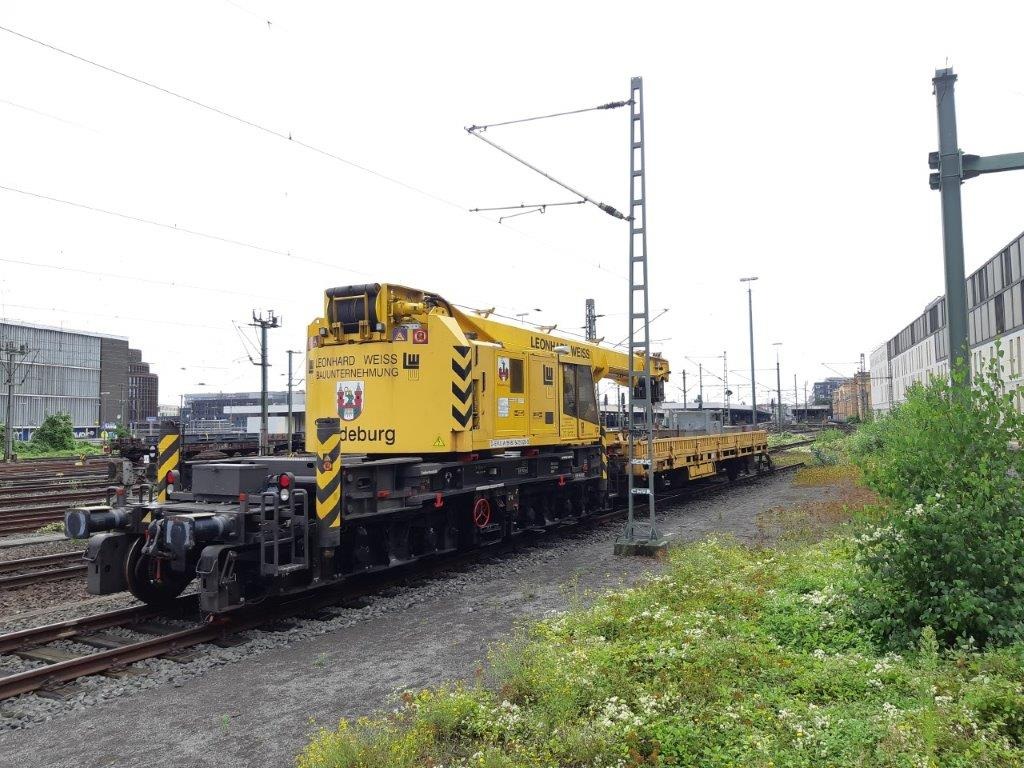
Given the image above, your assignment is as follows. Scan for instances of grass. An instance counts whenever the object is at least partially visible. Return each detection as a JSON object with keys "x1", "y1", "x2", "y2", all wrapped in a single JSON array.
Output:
[
  {"x1": 9, "y1": 441, "x2": 102, "y2": 460},
  {"x1": 767, "y1": 431, "x2": 807, "y2": 449},
  {"x1": 298, "y1": 508, "x2": 1024, "y2": 766},
  {"x1": 771, "y1": 449, "x2": 809, "y2": 469},
  {"x1": 299, "y1": 433, "x2": 1024, "y2": 767},
  {"x1": 793, "y1": 464, "x2": 863, "y2": 487}
]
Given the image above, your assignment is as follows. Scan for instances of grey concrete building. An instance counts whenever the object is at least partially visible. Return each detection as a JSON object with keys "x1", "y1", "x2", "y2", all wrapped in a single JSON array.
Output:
[
  {"x1": 128, "y1": 347, "x2": 159, "y2": 430},
  {"x1": 181, "y1": 390, "x2": 305, "y2": 436},
  {"x1": 0, "y1": 320, "x2": 157, "y2": 439},
  {"x1": 812, "y1": 377, "x2": 847, "y2": 405}
]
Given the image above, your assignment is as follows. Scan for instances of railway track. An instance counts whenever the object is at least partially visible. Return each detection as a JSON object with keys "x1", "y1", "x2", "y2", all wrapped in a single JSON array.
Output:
[
  {"x1": 0, "y1": 552, "x2": 87, "y2": 590},
  {"x1": 0, "y1": 459, "x2": 107, "y2": 482},
  {"x1": 0, "y1": 462, "x2": 804, "y2": 701},
  {"x1": 0, "y1": 487, "x2": 119, "y2": 536},
  {"x1": 0, "y1": 477, "x2": 108, "y2": 496},
  {"x1": 768, "y1": 438, "x2": 816, "y2": 452}
]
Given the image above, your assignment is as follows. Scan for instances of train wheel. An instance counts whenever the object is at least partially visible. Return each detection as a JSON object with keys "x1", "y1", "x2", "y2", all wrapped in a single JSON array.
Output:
[
  {"x1": 472, "y1": 497, "x2": 492, "y2": 528},
  {"x1": 124, "y1": 537, "x2": 191, "y2": 606}
]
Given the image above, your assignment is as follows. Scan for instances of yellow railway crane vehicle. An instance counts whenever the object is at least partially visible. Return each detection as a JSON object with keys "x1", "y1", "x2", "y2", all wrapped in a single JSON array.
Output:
[
  {"x1": 305, "y1": 283, "x2": 670, "y2": 455},
  {"x1": 63, "y1": 283, "x2": 769, "y2": 616}
]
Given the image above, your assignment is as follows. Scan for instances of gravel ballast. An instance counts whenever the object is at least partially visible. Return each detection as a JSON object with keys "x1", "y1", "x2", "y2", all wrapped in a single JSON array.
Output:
[
  {"x1": 0, "y1": 538, "x2": 91, "y2": 624},
  {"x1": 0, "y1": 471, "x2": 838, "y2": 767}
]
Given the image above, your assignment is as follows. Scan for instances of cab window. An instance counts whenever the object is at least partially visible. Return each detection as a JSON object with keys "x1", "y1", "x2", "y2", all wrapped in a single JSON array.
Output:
[
  {"x1": 510, "y1": 359, "x2": 524, "y2": 393},
  {"x1": 561, "y1": 363, "x2": 578, "y2": 417},
  {"x1": 576, "y1": 365, "x2": 599, "y2": 423}
]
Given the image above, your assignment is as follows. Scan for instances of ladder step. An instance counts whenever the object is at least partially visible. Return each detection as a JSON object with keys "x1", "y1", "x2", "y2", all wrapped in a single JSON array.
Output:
[
  {"x1": 632, "y1": 256, "x2": 645, "y2": 261},
  {"x1": 632, "y1": 284, "x2": 645, "y2": 290},
  {"x1": 632, "y1": 142, "x2": 641, "y2": 149},
  {"x1": 632, "y1": 228, "x2": 644, "y2": 235},
  {"x1": 633, "y1": 199, "x2": 644, "y2": 205},
  {"x1": 632, "y1": 170, "x2": 642, "y2": 177},
  {"x1": 631, "y1": 313, "x2": 647, "y2": 319}
]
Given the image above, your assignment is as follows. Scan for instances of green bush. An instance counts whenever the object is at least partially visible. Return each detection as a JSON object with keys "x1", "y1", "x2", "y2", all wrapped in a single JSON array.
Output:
[
  {"x1": 30, "y1": 413, "x2": 77, "y2": 451},
  {"x1": 854, "y1": 349, "x2": 1024, "y2": 649}
]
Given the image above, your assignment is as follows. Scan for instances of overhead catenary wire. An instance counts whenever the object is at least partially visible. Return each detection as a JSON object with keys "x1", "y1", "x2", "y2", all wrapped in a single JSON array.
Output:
[
  {"x1": 0, "y1": 97, "x2": 99, "y2": 133},
  {"x1": 0, "y1": 301, "x2": 229, "y2": 332},
  {"x1": 611, "y1": 308, "x2": 671, "y2": 348},
  {"x1": 467, "y1": 100, "x2": 630, "y2": 131},
  {"x1": 0, "y1": 21, "x2": 640, "y2": 344},
  {"x1": 0, "y1": 23, "x2": 619, "y2": 287},
  {"x1": 469, "y1": 200, "x2": 586, "y2": 224},
  {"x1": 469, "y1": 200, "x2": 584, "y2": 213},
  {"x1": 465, "y1": 127, "x2": 628, "y2": 221},
  {"x1": 232, "y1": 321, "x2": 261, "y2": 366},
  {"x1": 0, "y1": 23, "x2": 465, "y2": 213},
  {"x1": 0, "y1": 183, "x2": 289, "y2": 258},
  {"x1": 0, "y1": 183, "x2": 374, "y2": 279},
  {"x1": 0, "y1": 253, "x2": 278, "y2": 301}
]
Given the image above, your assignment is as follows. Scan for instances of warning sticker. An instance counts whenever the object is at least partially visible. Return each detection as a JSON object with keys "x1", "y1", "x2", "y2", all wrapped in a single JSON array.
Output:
[
  {"x1": 497, "y1": 397, "x2": 510, "y2": 418},
  {"x1": 412, "y1": 328, "x2": 429, "y2": 344},
  {"x1": 433, "y1": 436, "x2": 445, "y2": 448},
  {"x1": 391, "y1": 326, "x2": 408, "y2": 342}
]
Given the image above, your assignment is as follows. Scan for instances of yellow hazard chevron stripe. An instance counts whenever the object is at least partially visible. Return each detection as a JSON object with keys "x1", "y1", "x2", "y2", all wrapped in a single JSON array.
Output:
[
  {"x1": 156, "y1": 432, "x2": 181, "y2": 503},
  {"x1": 316, "y1": 432, "x2": 342, "y2": 527},
  {"x1": 451, "y1": 344, "x2": 472, "y2": 431}
]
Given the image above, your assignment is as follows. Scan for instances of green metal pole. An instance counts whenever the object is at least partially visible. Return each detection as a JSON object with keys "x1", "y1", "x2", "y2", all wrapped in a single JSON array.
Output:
[{"x1": 933, "y1": 68, "x2": 970, "y2": 385}]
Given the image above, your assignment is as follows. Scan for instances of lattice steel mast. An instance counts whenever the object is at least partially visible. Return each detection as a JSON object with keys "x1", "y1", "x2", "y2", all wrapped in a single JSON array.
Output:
[{"x1": 615, "y1": 77, "x2": 665, "y2": 555}]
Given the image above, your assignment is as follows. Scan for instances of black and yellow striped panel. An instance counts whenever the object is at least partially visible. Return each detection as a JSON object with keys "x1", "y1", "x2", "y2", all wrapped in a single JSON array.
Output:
[
  {"x1": 451, "y1": 344, "x2": 472, "y2": 430},
  {"x1": 155, "y1": 429, "x2": 181, "y2": 503},
  {"x1": 315, "y1": 417, "x2": 342, "y2": 546}
]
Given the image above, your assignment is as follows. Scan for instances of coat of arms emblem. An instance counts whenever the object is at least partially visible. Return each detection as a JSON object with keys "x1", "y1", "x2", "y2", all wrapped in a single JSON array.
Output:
[{"x1": 337, "y1": 381, "x2": 364, "y2": 421}]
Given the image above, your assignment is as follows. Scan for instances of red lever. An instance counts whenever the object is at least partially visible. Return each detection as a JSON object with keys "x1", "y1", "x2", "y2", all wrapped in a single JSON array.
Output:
[{"x1": 434, "y1": 493, "x2": 444, "y2": 509}]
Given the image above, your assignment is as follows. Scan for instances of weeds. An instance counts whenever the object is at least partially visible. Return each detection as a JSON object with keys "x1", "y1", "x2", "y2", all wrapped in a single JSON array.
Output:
[
  {"x1": 793, "y1": 464, "x2": 861, "y2": 487},
  {"x1": 298, "y1": 532, "x2": 1024, "y2": 767}
]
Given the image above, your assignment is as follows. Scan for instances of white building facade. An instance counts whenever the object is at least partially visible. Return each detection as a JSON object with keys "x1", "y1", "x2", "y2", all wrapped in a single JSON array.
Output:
[{"x1": 870, "y1": 229, "x2": 1024, "y2": 416}]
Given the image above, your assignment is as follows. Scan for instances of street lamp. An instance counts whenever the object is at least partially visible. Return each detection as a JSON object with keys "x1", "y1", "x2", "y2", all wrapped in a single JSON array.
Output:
[
  {"x1": 179, "y1": 382, "x2": 207, "y2": 433},
  {"x1": 773, "y1": 342, "x2": 783, "y2": 428},
  {"x1": 740, "y1": 277, "x2": 758, "y2": 427}
]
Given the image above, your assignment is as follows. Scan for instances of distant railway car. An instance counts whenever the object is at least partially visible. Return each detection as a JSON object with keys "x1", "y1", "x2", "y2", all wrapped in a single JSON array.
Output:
[{"x1": 66, "y1": 283, "x2": 768, "y2": 613}]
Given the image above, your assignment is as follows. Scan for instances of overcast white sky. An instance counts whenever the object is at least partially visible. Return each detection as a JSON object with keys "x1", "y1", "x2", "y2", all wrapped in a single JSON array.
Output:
[{"x1": 2, "y1": 1, "x2": 1024, "y2": 408}]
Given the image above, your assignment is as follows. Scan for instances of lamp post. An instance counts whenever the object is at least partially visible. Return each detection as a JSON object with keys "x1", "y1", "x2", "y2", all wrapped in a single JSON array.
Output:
[
  {"x1": 773, "y1": 342, "x2": 783, "y2": 428},
  {"x1": 740, "y1": 277, "x2": 758, "y2": 427},
  {"x1": 178, "y1": 382, "x2": 206, "y2": 434}
]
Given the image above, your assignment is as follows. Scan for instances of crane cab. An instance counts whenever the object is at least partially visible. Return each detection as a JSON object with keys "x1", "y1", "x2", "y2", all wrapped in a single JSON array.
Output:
[{"x1": 305, "y1": 283, "x2": 665, "y2": 456}]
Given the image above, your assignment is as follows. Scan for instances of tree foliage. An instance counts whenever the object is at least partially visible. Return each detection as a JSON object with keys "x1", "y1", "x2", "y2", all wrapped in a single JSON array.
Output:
[
  {"x1": 30, "y1": 412, "x2": 77, "y2": 451},
  {"x1": 854, "y1": 348, "x2": 1024, "y2": 648}
]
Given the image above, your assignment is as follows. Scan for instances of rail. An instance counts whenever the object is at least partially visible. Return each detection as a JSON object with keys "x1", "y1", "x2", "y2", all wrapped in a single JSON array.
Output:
[
  {"x1": 0, "y1": 552, "x2": 87, "y2": 589},
  {"x1": 0, "y1": 462, "x2": 804, "y2": 700}
]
